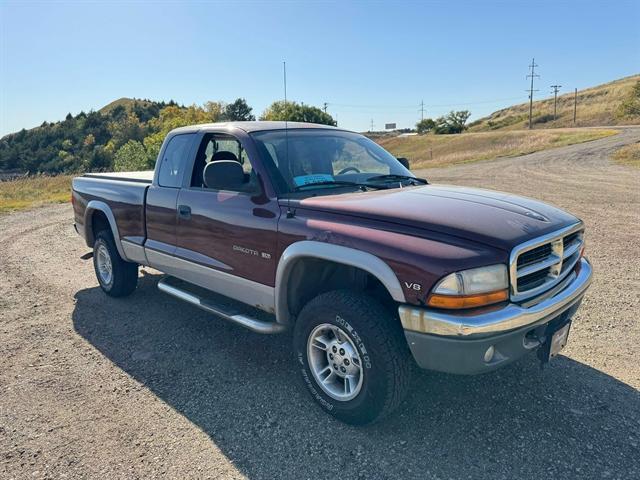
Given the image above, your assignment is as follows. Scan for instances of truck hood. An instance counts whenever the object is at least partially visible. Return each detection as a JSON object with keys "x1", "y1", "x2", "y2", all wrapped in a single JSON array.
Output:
[{"x1": 288, "y1": 184, "x2": 580, "y2": 251}]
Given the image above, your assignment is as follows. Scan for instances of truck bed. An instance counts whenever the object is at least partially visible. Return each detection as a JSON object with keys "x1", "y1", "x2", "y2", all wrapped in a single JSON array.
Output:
[
  {"x1": 82, "y1": 171, "x2": 153, "y2": 183},
  {"x1": 72, "y1": 172, "x2": 151, "y2": 251}
]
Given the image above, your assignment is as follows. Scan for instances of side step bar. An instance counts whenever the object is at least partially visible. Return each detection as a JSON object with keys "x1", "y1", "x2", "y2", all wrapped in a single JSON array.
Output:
[{"x1": 158, "y1": 277, "x2": 286, "y2": 334}]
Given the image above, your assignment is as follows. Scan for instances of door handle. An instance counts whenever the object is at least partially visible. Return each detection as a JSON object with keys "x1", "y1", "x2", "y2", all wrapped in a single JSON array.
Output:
[{"x1": 177, "y1": 205, "x2": 191, "y2": 220}]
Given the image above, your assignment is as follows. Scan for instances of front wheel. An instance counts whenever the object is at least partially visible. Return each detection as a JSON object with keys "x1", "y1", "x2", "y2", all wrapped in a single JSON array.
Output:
[{"x1": 293, "y1": 290, "x2": 412, "y2": 425}]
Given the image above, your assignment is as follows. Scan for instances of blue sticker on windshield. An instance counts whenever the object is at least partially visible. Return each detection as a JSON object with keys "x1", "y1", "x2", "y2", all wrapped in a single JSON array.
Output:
[{"x1": 293, "y1": 174, "x2": 335, "y2": 187}]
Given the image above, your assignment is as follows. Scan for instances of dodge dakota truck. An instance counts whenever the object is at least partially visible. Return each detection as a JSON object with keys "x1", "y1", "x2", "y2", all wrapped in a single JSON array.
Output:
[{"x1": 72, "y1": 121, "x2": 592, "y2": 424}]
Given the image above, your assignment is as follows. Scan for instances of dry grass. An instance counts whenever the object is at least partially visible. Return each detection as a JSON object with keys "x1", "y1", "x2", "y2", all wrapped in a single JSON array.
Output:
[
  {"x1": 377, "y1": 128, "x2": 618, "y2": 169},
  {"x1": 0, "y1": 175, "x2": 72, "y2": 214},
  {"x1": 612, "y1": 142, "x2": 640, "y2": 168},
  {"x1": 469, "y1": 74, "x2": 640, "y2": 131}
]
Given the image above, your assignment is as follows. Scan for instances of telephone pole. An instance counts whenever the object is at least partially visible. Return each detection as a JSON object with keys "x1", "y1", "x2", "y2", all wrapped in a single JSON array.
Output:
[
  {"x1": 419, "y1": 100, "x2": 425, "y2": 121},
  {"x1": 323, "y1": 102, "x2": 328, "y2": 113},
  {"x1": 573, "y1": 88, "x2": 577, "y2": 124},
  {"x1": 370, "y1": 119, "x2": 375, "y2": 132},
  {"x1": 527, "y1": 58, "x2": 539, "y2": 129},
  {"x1": 550, "y1": 85, "x2": 562, "y2": 120}
]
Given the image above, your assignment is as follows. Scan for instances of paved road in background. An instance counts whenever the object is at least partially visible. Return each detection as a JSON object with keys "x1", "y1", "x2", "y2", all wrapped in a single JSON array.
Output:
[{"x1": 1, "y1": 128, "x2": 639, "y2": 479}]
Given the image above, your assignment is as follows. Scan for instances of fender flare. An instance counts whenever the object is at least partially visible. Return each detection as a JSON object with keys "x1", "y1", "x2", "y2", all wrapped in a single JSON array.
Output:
[
  {"x1": 84, "y1": 200, "x2": 127, "y2": 259},
  {"x1": 274, "y1": 240, "x2": 406, "y2": 325}
]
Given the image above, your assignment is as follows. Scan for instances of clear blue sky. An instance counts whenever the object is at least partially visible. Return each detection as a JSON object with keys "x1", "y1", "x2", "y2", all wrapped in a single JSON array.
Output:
[{"x1": 1, "y1": 0, "x2": 638, "y2": 136}]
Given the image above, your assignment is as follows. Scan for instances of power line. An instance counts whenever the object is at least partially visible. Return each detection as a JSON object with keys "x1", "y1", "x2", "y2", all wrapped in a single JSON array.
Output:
[
  {"x1": 550, "y1": 85, "x2": 562, "y2": 120},
  {"x1": 328, "y1": 96, "x2": 526, "y2": 110},
  {"x1": 526, "y1": 58, "x2": 540, "y2": 129}
]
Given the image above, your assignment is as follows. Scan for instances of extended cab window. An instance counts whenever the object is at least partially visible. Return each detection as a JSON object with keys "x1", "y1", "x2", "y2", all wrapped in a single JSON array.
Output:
[
  {"x1": 190, "y1": 133, "x2": 256, "y2": 192},
  {"x1": 158, "y1": 134, "x2": 195, "y2": 187}
]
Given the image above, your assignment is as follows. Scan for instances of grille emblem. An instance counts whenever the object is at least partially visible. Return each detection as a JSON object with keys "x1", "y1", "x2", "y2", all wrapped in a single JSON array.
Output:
[{"x1": 549, "y1": 238, "x2": 564, "y2": 278}]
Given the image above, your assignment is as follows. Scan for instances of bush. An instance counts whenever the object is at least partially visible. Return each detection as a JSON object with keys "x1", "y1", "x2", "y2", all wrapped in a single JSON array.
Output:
[
  {"x1": 533, "y1": 114, "x2": 555, "y2": 125},
  {"x1": 617, "y1": 80, "x2": 640, "y2": 117},
  {"x1": 416, "y1": 118, "x2": 436, "y2": 134},
  {"x1": 114, "y1": 140, "x2": 151, "y2": 171},
  {"x1": 433, "y1": 110, "x2": 471, "y2": 134}
]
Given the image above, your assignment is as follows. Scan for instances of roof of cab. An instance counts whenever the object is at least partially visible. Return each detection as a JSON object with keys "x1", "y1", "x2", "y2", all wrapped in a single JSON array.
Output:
[{"x1": 169, "y1": 121, "x2": 350, "y2": 135}]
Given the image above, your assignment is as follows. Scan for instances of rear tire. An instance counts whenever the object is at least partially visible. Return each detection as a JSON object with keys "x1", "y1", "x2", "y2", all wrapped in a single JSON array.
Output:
[
  {"x1": 93, "y1": 230, "x2": 138, "y2": 297},
  {"x1": 293, "y1": 290, "x2": 412, "y2": 425}
]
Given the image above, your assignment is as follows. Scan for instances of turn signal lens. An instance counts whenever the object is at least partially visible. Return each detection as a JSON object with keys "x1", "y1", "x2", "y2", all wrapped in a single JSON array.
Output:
[{"x1": 427, "y1": 289, "x2": 509, "y2": 309}]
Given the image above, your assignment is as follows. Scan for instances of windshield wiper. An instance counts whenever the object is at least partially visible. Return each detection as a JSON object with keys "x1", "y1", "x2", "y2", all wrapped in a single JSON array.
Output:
[
  {"x1": 366, "y1": 174, "x2": 428, "y2": 185},
  {"x1": 293, "y1": 181, "x2": 387, "y2": 192}
]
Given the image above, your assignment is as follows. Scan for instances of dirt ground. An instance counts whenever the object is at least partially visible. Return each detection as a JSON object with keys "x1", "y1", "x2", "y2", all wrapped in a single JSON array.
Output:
[{"x1": 1, "y1": 128, "x2": 639, "y2": 479}]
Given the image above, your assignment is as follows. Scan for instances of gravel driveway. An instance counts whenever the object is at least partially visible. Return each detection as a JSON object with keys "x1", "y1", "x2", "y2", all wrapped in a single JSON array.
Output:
[{"x1": 1, "y1": 128, "x2": 639, "y2": 479}]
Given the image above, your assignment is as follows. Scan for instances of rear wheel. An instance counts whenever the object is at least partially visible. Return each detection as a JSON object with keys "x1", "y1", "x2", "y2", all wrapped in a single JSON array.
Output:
[
  {"x1": 93, "y1": 230, "x2": 138, "y2": 297},
  {"x1": 293, "y1": 290, "x2": 412, "y2": 425}
]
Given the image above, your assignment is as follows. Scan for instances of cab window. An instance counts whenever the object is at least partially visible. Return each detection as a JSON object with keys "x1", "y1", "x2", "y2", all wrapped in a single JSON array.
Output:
[
  {"x1": 190, "y1": 133, "x2": 256, "y2": 192},
  {"x1": 158, "y1": 134, "x2": 195, "y2": 188}
]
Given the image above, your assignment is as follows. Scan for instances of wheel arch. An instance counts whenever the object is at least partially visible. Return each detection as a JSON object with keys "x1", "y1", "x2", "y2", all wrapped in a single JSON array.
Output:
[
  {"x1": 84, "y1": 201, "x2": 127, "y2": 259},
  {"x1": 275, "y1": 241, "x2": 406, "y2": 325}
]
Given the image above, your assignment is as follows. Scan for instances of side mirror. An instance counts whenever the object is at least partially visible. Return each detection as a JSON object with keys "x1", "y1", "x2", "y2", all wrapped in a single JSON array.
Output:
[
  {"x1": 397, "y1": 157, "x2": 410, "y2": 170},
  {"x1": 203, "y1": 160, "x2": 246, "y2": 190}
]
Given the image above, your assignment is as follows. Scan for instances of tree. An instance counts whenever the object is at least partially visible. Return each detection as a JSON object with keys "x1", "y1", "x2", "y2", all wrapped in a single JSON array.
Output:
[
  {"x1": 260, "y1": 101, "x2": 336, "y2": 126},
  {"x1": 114, "y1": 140, "x2": 151, "y2": 171},
  {"x1": 107, "y1": 111, "x2": 143, "y2": 149},
  {"x1": 143, "y1": 104, "x2": 212, "y2": 162},
  {"x1": 416, "y1": 118, "x2": 436, "y2": 134},
  {"x1": 433, "y1": 110, "x2": 472, "y2": 134},
  {"x1": 223, "y1": 98, "x2": 255, "y2": 121},
  {"x1": 204, "y1": 101, "x2": 225, "y2": 122}
]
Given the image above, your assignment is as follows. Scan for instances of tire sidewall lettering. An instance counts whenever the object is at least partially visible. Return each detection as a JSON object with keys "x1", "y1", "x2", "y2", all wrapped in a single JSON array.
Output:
[
  {"x1": 298, "y1": 353, "x2": 334, "y2": 411},
  {"x1": 335, "y1": 314, "x2": 371, "y2": 369}
]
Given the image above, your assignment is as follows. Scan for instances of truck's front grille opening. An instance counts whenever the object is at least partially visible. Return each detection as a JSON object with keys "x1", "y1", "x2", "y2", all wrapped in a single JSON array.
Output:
[
  {"x1": 511, "y1": 226, "x2": 584, "y2": 301},
  {"x1": 518, "y1": 267, "x2": 551, "y2": 292},
  {"x1": 517, "y1": 243, "x2": 552, "y2": 269}
]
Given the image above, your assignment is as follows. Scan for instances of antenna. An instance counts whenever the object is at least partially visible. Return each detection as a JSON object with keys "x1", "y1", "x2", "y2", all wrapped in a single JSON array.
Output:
[
  {"x1": 283, "y1": 61, "x2": 288, "y2": 106},
  {"x1": 283, "y1": 61, "x2": 295, "y2": 218}
]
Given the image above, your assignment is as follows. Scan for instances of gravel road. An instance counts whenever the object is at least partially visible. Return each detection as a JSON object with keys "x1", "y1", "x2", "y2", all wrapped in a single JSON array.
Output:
[{"x1": 1, "y1": 128, "x2": 639, "y2": 479}]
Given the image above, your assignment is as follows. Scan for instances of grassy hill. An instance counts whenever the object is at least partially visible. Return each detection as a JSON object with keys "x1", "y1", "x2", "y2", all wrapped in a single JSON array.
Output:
[
  {"x1": 99, "y1": 97, "x2": 161, "y2": 115},
  {"x1": 377, "y1": 128, "x2": 618, "y2": 169},
  {"x1": 469, "y1": 74, "x2": 640, "y2": 131}
]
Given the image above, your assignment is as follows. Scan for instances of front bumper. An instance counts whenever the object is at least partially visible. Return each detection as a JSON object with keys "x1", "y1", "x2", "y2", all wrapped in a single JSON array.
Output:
[{"x1": 399, "y1": 257, "x2": 592, "y2": 374}]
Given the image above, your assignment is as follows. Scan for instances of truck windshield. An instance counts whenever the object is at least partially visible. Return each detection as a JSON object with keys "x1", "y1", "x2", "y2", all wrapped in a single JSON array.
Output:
[{"x1": 250, "y1": 129, "x2": 414, "y2": 194}]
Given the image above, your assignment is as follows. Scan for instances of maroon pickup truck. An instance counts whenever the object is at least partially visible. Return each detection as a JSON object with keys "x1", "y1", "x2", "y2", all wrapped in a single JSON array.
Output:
[{"x1": 72, "y1": 121, "x2": 592, "y2": 424}]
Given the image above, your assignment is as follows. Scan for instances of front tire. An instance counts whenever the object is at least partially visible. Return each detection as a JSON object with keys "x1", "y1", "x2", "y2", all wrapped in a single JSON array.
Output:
[
  {"x1": 93, "y1": 230, "x2": 138, "y2": 297},
  {"x1": 293, "y1": 290, "x2": 412, "y2": 425}
]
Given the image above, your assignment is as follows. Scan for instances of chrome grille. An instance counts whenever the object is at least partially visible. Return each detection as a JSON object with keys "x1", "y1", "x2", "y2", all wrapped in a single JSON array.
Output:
[{"x1": 510, "y1": 223, "x2": 584, "y2": 302}]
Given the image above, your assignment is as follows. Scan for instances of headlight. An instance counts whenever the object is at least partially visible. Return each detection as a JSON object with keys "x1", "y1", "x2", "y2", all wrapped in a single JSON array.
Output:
[{"x1": 428, "y1": 264, "x2": 509, "y2": 309}]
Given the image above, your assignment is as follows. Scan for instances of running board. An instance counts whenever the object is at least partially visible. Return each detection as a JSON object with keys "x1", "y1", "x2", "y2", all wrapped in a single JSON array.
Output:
[{"x1": 157, "y1": 277, "x2": 286, "y2": 334}]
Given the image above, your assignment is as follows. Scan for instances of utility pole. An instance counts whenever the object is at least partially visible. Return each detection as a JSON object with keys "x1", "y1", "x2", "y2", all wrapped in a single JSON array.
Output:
[
  {"x1": 419, "y1": 100, "x2": 425, "y2": 121},
  {"x1": 370, "y1": 119, "x2": 375, "y2": 132},
  {"x1": 573, "y1": 88, "x2": 577, "y2": 124},
  {"x1": 323, "y1": 102, "x2": 328, "y2": 113},
  {"x1": 550, "y1": 85, "x2": 562, "y2": 120},
  {"x1": 526, "y1": 58, "x2": 539, "y2": 129}
]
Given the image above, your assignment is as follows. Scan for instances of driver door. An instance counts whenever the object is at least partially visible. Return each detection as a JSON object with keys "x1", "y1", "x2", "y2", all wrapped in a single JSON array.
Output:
[{"x1": 174, "y1": 132, "x2": 280, "y2": 309}]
